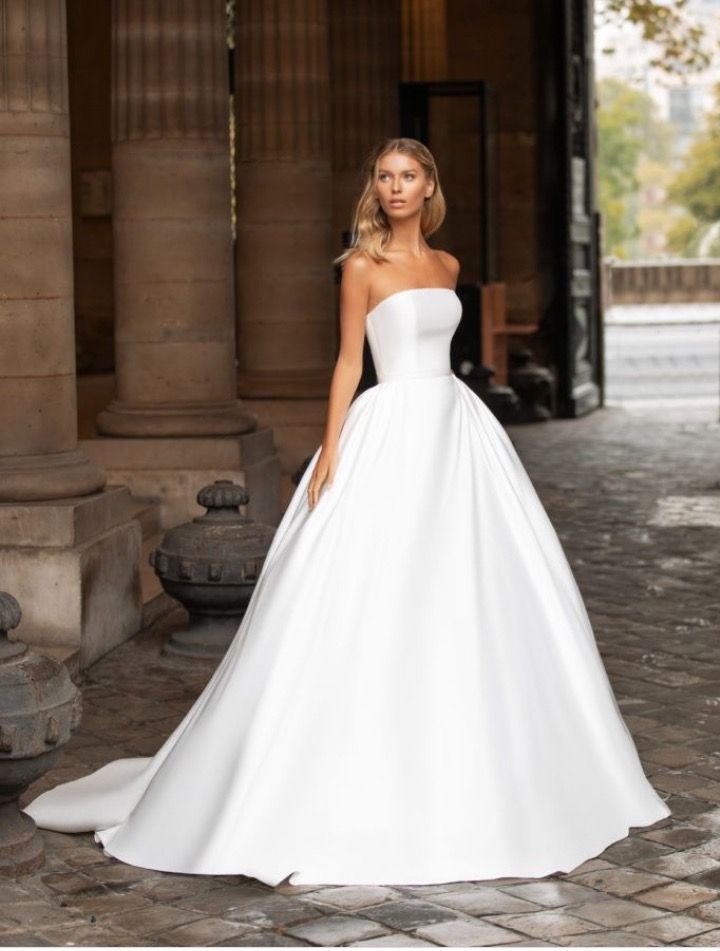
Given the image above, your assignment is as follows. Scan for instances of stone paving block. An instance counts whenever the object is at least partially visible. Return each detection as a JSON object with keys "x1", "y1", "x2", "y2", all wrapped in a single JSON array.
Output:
[
  {"x1": 634, "y1": 881, "x2": 718, "y2": 910},
  {"x1": 128, "y1": 873, "x2": 226, "y2": 902},
  {"x1": 216, "y1": 936, "x2": 309, "y2": 946},
  {"x1": 569, "y1": 897, "x2": 667, "y2": 926},
  {"x1": 690, "y1": 808, "x2": 720, "y2": 832},
  {"x1": 223, "y1": 894, "x2": 325, "y2": 928},
  {"x1": 601, "y1": 837, "x2": 671, "y2": 865},
  {"x1": 691, "y1": 784, "x2": 720, "y2": 804},
  {"x1": 172, "y1": 882, "x2": 270, "y2": 914},
  {"x1": 0, "y1": 934, "x2": 55, "y2": 947},
  {"x1": 570, "y1": 866, "x2": 673, "y2": 896},
  {"x1": 692, "y1": 898, "x2": 720, "y2": 923},
  {"x1": 684, "y1": 928, "x2": 720, "y2": 946},
  {"x1": 38, "y1": 870, "x2": 104, "y2": 896},
  {"x1": 687, "y1": 866, "x2": 720, "y2": 890},
  {"x1": 84, "y1": 861, "x2": 153, "y2": 887},
  {"x1": 0, "y1": 883, "x2": 38, "y2": 906},
  {"x1": 61, "y1": 889, "x2": 154, "y2": 916},
  {"x1": 633, "y1": 849, "x2": 719, "y2": 878},
  {"x1": 33, "y1": 920, "x2": 138, "y2": 946},
  {"x1": 481, "y1": 909, "x2": 602, "y2": 939},
  {"x1": 624, "y1": 911, "x2": 719, "y2": 942},
  {"x1": 499, "y1": 880, "x2": 610, "y2": 907},
  {"x1": 553, "y1": 929, "x2": 664, "y2": 946},
  {"x1": 691, "y1": 836, "x2": 720, "y2": 859},
  {"x1": 101, "y1": 903, "x2": 207, "y2": 937},
  {"x1": 429, "y1": 886, "x2": 541, "y2": 915},
  {"x1": 159, "y1": 915, "x2": 258, "y2": 946},
  {"x1": 349, "y1": 935, "x2": 438, "y2": 947},
  {"x1": 302, "y1": 885, "x2": 397, "y2": 910},
  {"x1": 2, "y1": 901, "x2": 86, "y2": 930},
  {"x1": 414, "y1": 916, "x2": 523, "y2": 946},
  {"x1": 283, "y1": 913, "x2": 389, "y2": 945},
  {"x1": 563, "y1": 857, "x2": 615, "y2": 875},
  {"x1": 360, "y1": 899, "x2": 459, "y2": 931},
  {"x1": 640, "y1": 825, "x2": 715, "y2": 849},
  {"x1": 61, "y1": 846, "x2": 113, "y2": 869}
]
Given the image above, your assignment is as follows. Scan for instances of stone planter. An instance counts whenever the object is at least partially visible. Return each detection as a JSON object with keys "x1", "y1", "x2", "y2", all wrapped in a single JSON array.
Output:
[
  {"x1": 150, "y1": 481, "x2": 276, "y2": 659},
  {"x1": 0, "y1": 592, "x2": 82, "y2": 877}
]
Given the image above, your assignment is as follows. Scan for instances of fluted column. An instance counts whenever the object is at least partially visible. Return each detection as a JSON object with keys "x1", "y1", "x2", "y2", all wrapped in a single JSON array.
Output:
[
  {"x1": 329, "y1": 1, "x2": 401, "y2": 246},
  {"x1": 0, "y1": 0, "x2": 105, "y2": 501},
  {"x1": 234, "y1": 0, "x2": 334, "y2": 395},
  {"x1": 401, "y1": 0, "x2": 447, "y2": 80},
  {"x1": 98, "y1": 0, "x2": 255, "y2": 437}
]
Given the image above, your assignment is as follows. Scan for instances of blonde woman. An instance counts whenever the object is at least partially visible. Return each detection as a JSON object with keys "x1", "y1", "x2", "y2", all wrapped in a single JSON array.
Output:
[{"x1": 24, "y1": 137, "x2": 670, "y2": 886}]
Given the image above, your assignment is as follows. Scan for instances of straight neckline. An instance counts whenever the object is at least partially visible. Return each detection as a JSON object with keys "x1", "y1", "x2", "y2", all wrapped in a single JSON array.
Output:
[{"x1": 365, "y1": 286, "x2": 457, "y2": 323}]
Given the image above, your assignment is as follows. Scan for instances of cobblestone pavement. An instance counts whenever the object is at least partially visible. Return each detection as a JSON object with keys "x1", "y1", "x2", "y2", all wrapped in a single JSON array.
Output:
[{"x1": 6, "y1": 401, "x2": 720, "y2": 947}]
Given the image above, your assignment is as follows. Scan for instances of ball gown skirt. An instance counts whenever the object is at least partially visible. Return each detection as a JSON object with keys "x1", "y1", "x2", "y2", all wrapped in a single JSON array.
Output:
[{"x1": 23, "y1": 287, "x2": 671, "y2": 886}]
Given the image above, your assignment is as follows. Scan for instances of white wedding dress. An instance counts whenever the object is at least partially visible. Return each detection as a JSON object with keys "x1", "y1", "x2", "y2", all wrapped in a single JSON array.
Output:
[{"x1": 23, "y1": 287, "x2": 671, "y2": 886}]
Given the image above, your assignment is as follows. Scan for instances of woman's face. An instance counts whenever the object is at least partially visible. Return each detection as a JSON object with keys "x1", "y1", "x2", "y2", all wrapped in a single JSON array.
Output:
[{"x1": 375, "y1": 151, "x2": 434, "y2": 220}]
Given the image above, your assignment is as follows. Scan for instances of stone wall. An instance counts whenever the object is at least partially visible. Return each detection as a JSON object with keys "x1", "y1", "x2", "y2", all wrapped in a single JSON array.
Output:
[{"x1": 609, "y1": 260, "x2": 720, "y2": 305}]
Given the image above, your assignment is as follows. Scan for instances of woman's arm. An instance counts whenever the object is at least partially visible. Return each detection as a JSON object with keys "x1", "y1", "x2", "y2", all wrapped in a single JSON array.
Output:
[{"x1": 307, "y1": 251, "x2": 372, "y2": 510}]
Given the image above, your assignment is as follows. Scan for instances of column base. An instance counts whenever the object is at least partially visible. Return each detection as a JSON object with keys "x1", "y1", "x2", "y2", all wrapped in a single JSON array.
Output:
[
  {"x1": 0, "y1": 450, "x2": 106, "y2": 502},
  {"x1": 0, "y1": 486, "x2": 143, "y2": 669},
  {"x1": 97, "y1": 399, "x2": 258, "y2": 437}
]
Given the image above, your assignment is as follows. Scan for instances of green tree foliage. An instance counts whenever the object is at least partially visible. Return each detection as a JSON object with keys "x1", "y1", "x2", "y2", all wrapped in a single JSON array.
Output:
[
  {"x1": 596, "y1": 78, "x2": 673, "y2": 256},
  {"x1": 597, "y1": 0, "x2": 710, "y2": 76},
  {"x1": 666, "y1": 84, "x2": 720, "y2": 254}
]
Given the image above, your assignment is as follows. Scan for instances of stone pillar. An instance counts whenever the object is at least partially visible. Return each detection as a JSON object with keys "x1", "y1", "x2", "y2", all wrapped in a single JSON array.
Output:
[
  {"x1": 234, "y1": 0, "x2": 335, "y2": 397},
  {"x1": 98, "y1": 0, "x2": 256, "y2": 437},
  {"x1": 0, "y1": 0, "x2": 105, "y2": 501},
  {"x1": 401, "y1": 0, "x2": 447, "y2": 81},
  {"x1": 329, "y1": 1, "x2": 402, "y2": 247},
  {"x1": 0, "y1": 0, "x2": 142, "y2": 669}
]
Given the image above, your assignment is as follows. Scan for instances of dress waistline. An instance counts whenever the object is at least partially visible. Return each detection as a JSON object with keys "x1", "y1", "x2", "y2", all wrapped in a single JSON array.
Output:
[{"x1": 376, "y1": 369, "x2": 454, "y2": 383}]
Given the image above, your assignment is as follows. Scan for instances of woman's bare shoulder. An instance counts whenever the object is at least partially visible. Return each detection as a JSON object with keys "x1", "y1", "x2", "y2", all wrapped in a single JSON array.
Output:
[
  {"x1": 435, "y1": 249, "x2": 461, "y2": 280},
  {"x1": 342, "y1": 249, "x2": 379, "y2": 287}
]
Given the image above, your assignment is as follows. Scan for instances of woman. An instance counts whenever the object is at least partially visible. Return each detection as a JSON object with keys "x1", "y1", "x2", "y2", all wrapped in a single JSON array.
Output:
[{"x1": 23, "y1": 137, "x2": 671, "y2": 886}]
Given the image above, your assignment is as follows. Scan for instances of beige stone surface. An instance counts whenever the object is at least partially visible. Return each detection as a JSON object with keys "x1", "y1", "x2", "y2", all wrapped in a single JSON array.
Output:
[
  {"x1": 0, "y1": 485, "x2": 137, "y2": 547},
  {"x1": 234, "y1": 3, "x2": 335, "y2": 386},
  {"x1": 80, "y1": 430, "x2": 281, "y2": 529},
  {"x1": 100, "y1": 0, "x2": 253, "y2": 438},
  {"x1": 0, "y1": 0, "x2": 104, "y2": 500},
  {"x1": 1, "y1": 517, "x2": 142, "y2": 668}
]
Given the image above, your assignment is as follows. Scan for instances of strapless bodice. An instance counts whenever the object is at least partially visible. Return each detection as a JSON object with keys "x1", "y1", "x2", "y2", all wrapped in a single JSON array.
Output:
[{"x1": 365, "y1": 287, "x2": 461, "y2": 382}]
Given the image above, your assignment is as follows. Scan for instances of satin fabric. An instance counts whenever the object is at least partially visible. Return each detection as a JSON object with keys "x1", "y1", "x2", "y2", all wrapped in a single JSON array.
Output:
[{"x1": 23, "y1": 287, "x2": 670, "y2": 886}]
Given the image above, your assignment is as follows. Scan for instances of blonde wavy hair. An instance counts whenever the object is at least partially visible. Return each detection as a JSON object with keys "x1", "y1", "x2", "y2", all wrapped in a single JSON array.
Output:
[{"x1": 333, "y1": 137, "x2": 446, "y2": 266}]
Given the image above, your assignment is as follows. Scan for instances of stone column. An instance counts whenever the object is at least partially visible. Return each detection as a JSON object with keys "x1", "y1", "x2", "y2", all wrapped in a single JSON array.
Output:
[
  {"x1": 98, "y1": 0, "x2": 256, "y2": 437},
  {"x1": 234, "y1": 0, "x2": 335, "y2": 397},
  {"x1": 0, "y1": 0, "x2": 105, "y2": 501},
  {"x1": 0, "y1": 0, "x2": 142, "y2": 669},
  {"x1": 329, "y1": 1, "x2": 402, "y2": 247},
  {"x1": 401, "y1": 0, "x2": 447, "y2": 81}
]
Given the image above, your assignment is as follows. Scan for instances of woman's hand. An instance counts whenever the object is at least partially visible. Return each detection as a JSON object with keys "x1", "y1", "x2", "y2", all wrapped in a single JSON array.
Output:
[{"x1": 308, "y1": 445, "x2": 338, "y2": 511}]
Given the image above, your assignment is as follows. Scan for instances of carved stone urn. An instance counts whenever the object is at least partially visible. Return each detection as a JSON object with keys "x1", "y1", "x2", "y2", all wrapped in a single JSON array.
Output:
[
  {"x1": 0, "y1": 592, "x2": 82, "y2": 877},
  {"x1": 150, "y1": 480, "x2": 277, "y2": 660}
]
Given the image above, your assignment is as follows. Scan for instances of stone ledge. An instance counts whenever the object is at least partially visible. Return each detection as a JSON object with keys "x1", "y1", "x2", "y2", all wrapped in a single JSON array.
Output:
[{"x1": 0, "y1": 486, "x2": 138, "y2": 548}]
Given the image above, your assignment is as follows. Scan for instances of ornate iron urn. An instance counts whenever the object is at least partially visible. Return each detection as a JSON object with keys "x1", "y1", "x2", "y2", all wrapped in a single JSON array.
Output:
[
  {"x1": 508, "y1": 348, "x2": 556, "y2": 422},
  {"x1": 151, "y1": 480, "x2": 277, "y2": 660},
  {"x1": 0, "y1": 592, "x2": 82, "y2": 877}
]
